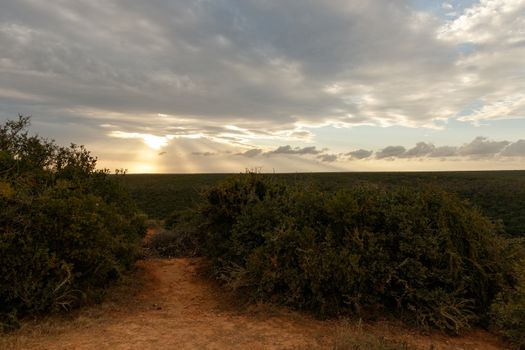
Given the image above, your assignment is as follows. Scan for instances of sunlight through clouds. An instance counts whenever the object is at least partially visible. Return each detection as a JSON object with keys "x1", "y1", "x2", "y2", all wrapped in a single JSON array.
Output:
[{"x1": 108, "y1": 131, "x2": 174, "y2": 150}]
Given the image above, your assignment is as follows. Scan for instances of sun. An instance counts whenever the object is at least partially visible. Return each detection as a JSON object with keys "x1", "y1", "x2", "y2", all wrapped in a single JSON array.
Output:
[{"x1": 143, "y1": 135, "x2": 171, "y2": 150}]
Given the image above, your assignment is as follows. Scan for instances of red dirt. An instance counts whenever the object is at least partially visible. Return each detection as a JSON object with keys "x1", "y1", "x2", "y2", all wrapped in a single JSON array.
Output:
[{"x1": 1, "y1": 258, "x2": 513, "y2": 350}]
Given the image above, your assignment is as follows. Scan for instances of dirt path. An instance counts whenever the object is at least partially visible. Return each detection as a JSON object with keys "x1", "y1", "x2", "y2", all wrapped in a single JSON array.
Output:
[{"x1": 1, "y1": 258, "x2": 512, "y2": 350}]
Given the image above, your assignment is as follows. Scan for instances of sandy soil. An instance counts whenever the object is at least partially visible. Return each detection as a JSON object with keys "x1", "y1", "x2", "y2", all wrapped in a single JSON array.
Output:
[{"x1": 1, "y1": 258, "x2": 513, "y2": 350}]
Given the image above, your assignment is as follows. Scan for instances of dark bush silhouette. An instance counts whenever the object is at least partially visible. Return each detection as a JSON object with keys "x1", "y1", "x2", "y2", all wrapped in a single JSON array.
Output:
[
  {"x1": 183, "y1": 173, "x2": 523, "y2": 334},
  {"x1": 0, "y1": 116, "x2": 145, "y2": 330}
]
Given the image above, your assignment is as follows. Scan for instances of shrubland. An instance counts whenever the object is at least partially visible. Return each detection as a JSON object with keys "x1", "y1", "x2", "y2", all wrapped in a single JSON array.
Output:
[
  {"x1": 0, "y1": 116, "x2": 145, "y2": 330},
  {"x1": 166, "y1": 173, "x2": 525, "y2": 346},
  {"x1": 124, "y1": 171, "x2": 525, "y2": 238},
  {"x1": 490, "y1": 258, "x2": 525, "y2": 347}
]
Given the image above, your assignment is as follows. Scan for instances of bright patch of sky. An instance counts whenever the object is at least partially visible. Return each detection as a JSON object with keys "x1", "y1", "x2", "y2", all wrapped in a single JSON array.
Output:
[{"x1": 410, "y1": 0, "x2": 480, "y2": 18}]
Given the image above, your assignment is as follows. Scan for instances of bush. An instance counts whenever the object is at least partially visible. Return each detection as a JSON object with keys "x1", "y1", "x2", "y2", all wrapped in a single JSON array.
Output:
[
  {"x1": 491, "y1": 257, "x2": 525, "y2": 348},
  {"x1": 187, "y1": 173, "x2": 523, "y2": 334},
  {"x1": 0, "y1": 116, "x2": 145, "y2": 330},
  {"x1": 148, "y1": 226, "x2": 201, "y2": 258}
]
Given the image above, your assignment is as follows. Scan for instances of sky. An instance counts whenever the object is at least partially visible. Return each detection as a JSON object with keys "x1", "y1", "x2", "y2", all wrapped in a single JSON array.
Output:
[{"x1": 1, "y1": 0, "x2": 524, "y2": 173}]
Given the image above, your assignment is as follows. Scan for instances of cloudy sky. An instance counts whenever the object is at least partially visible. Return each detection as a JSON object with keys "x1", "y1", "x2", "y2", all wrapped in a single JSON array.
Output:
[{"x1": 1, "y1": 0, "x2": 524, "y2": 173}]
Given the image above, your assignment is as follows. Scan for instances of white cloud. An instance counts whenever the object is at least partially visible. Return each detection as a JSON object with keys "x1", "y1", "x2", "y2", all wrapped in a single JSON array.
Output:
[
  {"x1": 435, "y1": 0, "x2": 525, "y2": 123},
  {"x1": 438, "y1": 0, "x2": 525, "y2": 44},
  {"x1": 459, "y1": 94, "x2": 525, "y2": 122}
]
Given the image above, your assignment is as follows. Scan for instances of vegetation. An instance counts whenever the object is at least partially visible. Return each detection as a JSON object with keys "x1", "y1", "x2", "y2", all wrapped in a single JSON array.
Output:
[
  {"x1": 3, "y1": 115, "x2": 524, "y2": 347},
  {"x1": 146, "y1": 224, "x2": 200, "y2": 258},
  {"x1": 123, "y1": 171, "x2": 525, "y2": 237},
  {"x1": 491, "y1": 258, "x2": 525, "y2": 348},
  {"x1": 122, "y1": 173, "x2": 228, "y2": 219},
  {"x1": 169, "y1": 173, "x2": 524, "y2": 337},
  {"x1": 0, "y1": 116, "x2": 146, "y2": 330}
]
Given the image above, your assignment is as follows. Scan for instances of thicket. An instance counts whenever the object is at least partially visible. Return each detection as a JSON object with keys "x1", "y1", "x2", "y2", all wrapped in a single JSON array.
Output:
[
  {"x1": 0, "y1": 116, "x2": 145, "y2": 330},
  {"x1": 490, "y1": 258, "x2": 525, "y2": 348},
  {"x1": 124, "y1": 171, "x2": 525, "y2": 238},
  {"x1": 174, "y1": 173, "x2": 524, "y2": 338}
]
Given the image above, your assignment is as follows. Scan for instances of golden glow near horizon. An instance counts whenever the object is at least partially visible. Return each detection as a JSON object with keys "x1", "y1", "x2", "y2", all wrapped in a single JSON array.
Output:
[{"x1": 90, "y1": 128, "x2": 525, "y2": 174}]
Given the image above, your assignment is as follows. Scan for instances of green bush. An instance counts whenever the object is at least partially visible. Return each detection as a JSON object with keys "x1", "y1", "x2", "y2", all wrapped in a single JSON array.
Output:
[
  {"x1": 188, "y1": 173, "x2": 523, "y2": 334},
  {"x1": 0, "y1": 116, "x2": 145, "y2": 330},
  {"x1": 491, "y1": 257, "x2": 525, "y2": 348}
]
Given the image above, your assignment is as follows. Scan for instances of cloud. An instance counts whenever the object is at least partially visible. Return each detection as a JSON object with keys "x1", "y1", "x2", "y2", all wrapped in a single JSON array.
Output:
[
  {"x1": 237, "y1": 148, "x2": 263, "y2": 157},
  {"x1": 289, "y1": 130, "x2": 314, "y2": 140},
  {"x1": 1, "y1": 1, "x2": 524, "y2": 173},
  {"x1": 458, "y1": 136, "x2": 510, "y2": 157},
  {"x1": 376, "y1": 145, "x2": 406, "y2": 159},
  {"x1": 191, "y1": 151, "x2": 217, "y2": 156},
  {"x1": 346, "y1": 149, "x2": 373, "y2": 159},
  {"x1": 501, "y1": 140, "x2": 525, "y2": 157},
  {"x1": 429, "y1": 146, "x2": 458, "y2": 158},
  {"x1": 438, "y1": 0, "x2": 525, "y2": 44},
  {"x1": 317, "y1": 154, "x2": 338, "y2": 162},
  {"x1": 108, "y1": 131, "x2": 174, "y2": 150},
  {"x1": 266, "y1": 145, "x2": 323, "y2": 155},
  {"x1": 2, "y1": 0, "x2": 523, "y2": 142},
  {"x1": 369, "y1": 137, "x2": 524, "y2": 160},
  {"x1": 401, "y1": 142, "x2": 435, "y2": 158},
  {"x1": 436, "y1": 0, "x2": 525, "y2": 123}
]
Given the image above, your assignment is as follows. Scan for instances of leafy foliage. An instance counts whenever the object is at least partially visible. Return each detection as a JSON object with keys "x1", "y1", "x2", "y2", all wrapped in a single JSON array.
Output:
[
  {"x1": 183, "y1": 173, "x2": 523, "y2": 334},
  {"x1": 0, "y1": 116, "x2": 145, "y2": 330},
  {"x1": 491, "y1": 257, "x2": 525, "y2": 348}
]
